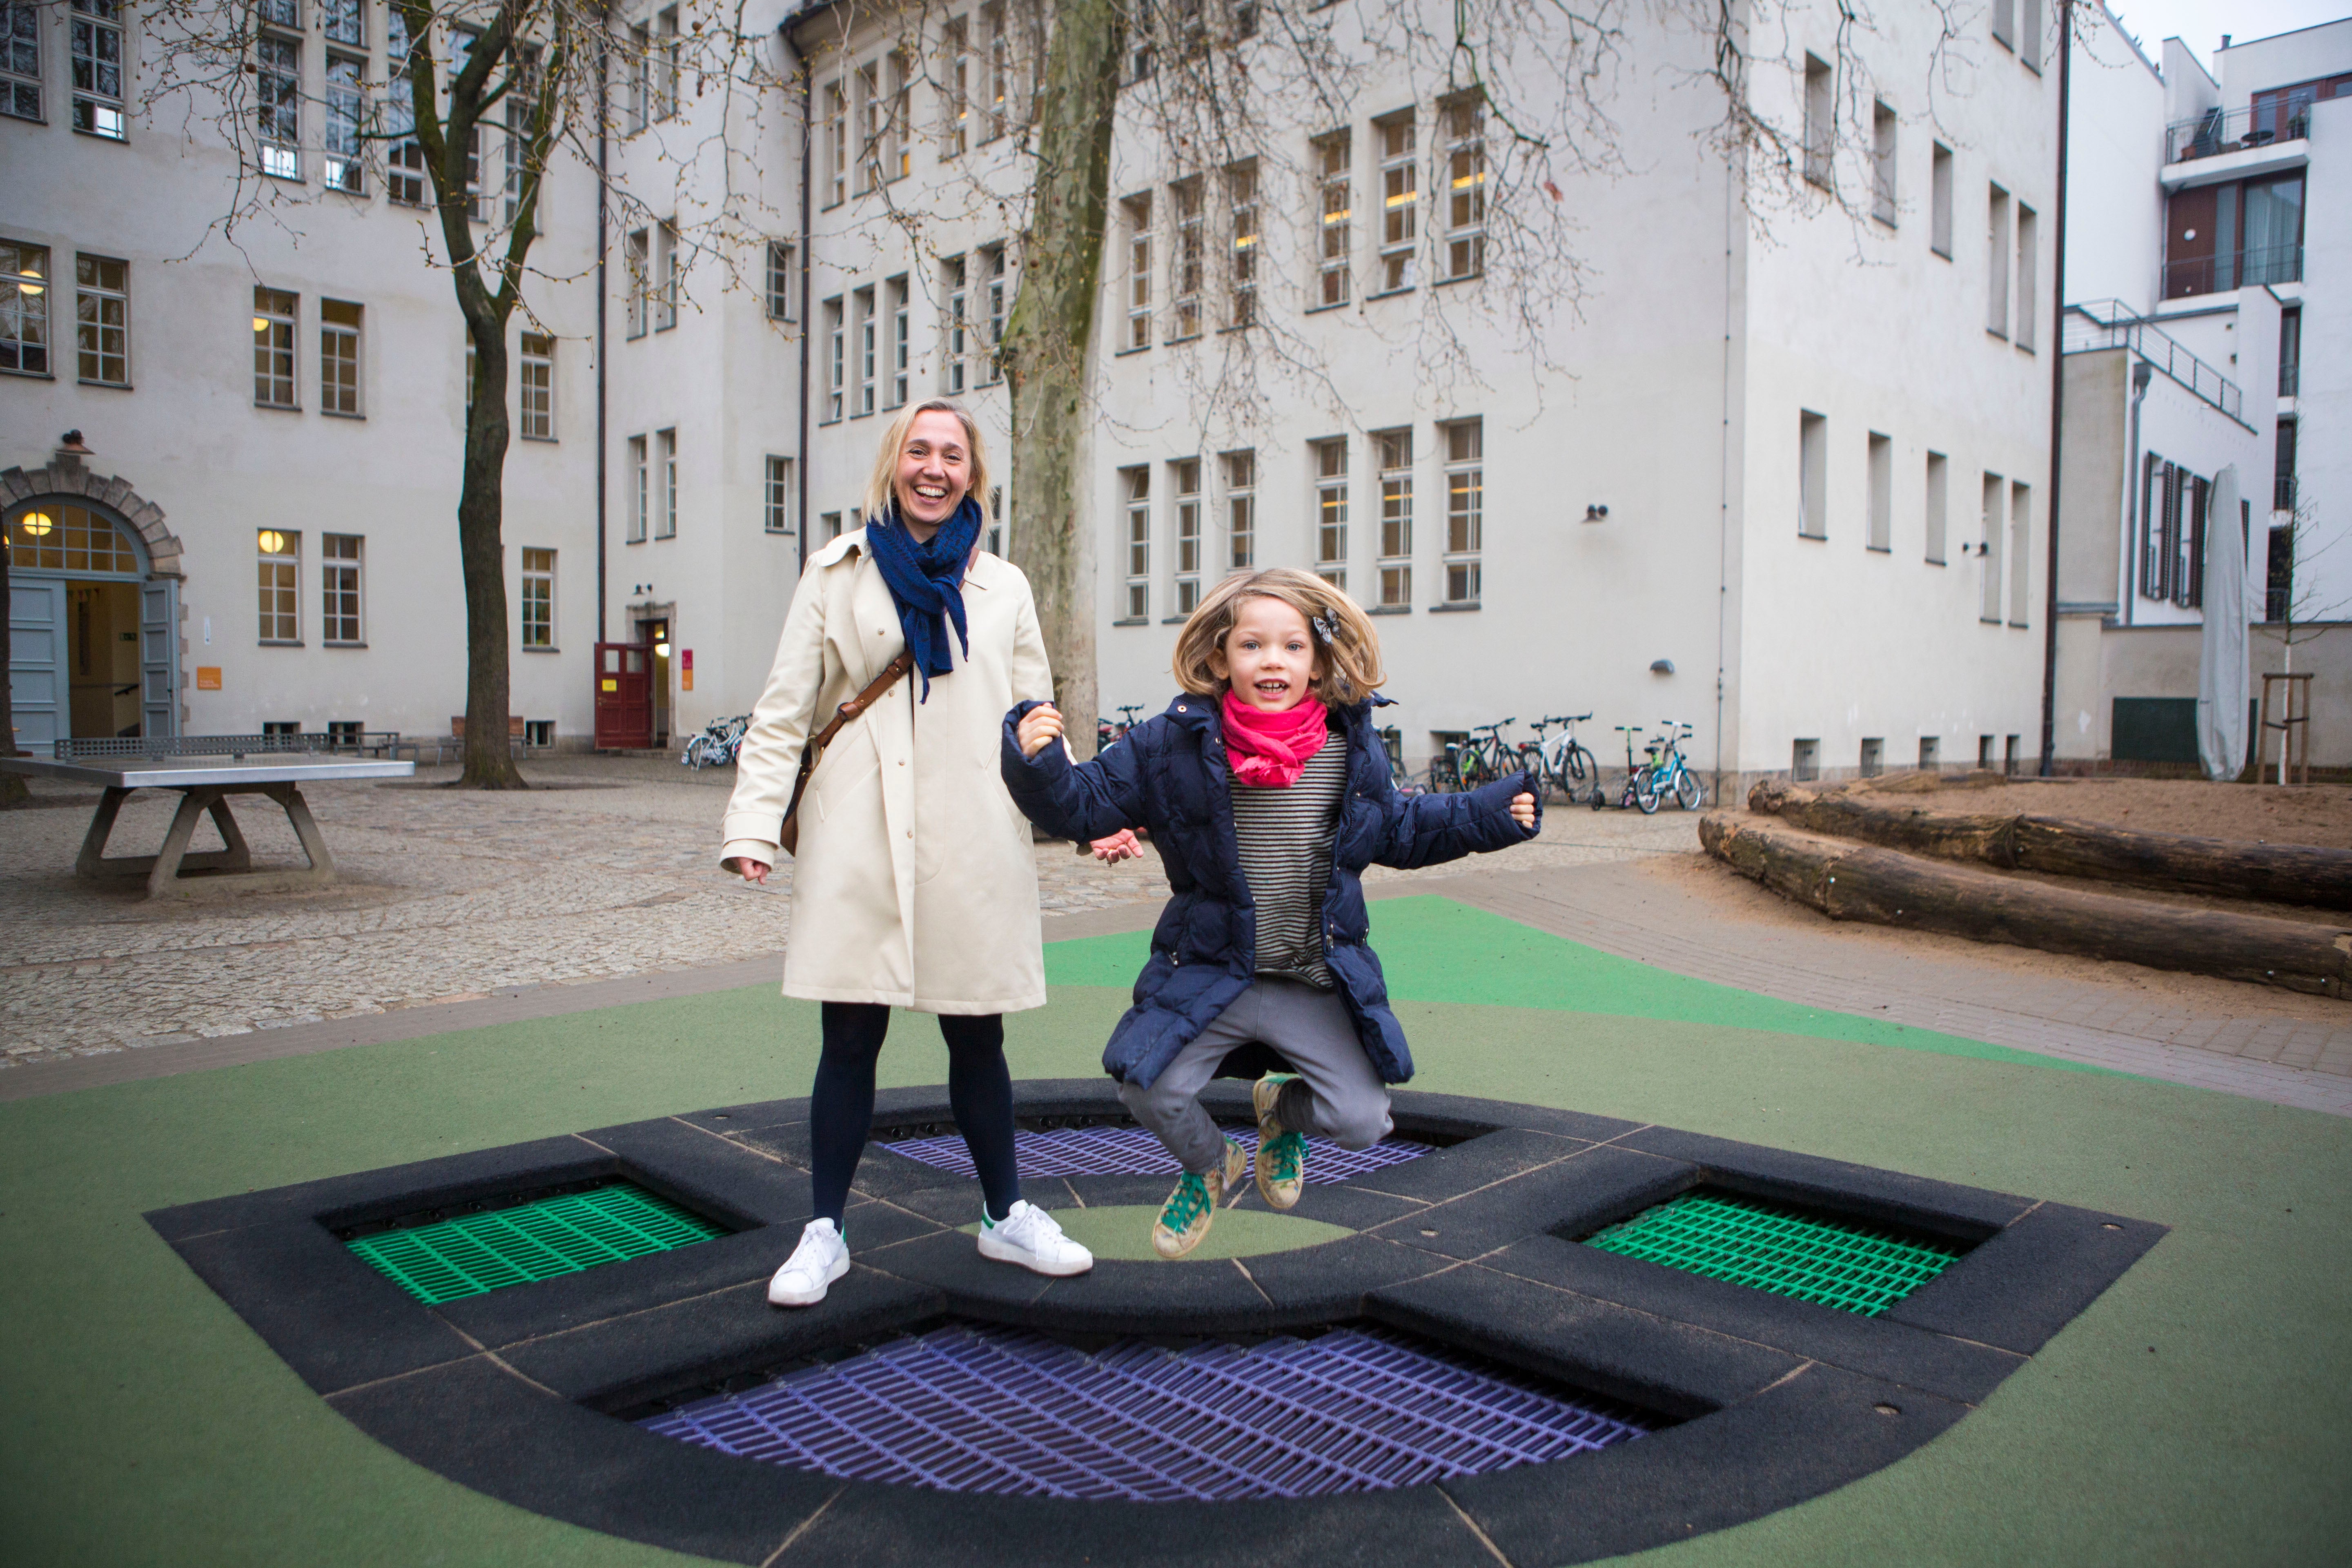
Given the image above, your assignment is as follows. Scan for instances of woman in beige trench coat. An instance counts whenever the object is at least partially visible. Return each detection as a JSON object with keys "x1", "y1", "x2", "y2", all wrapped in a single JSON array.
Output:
[{"x1": 719, "y1": 399, "x2": 1092, "y2": 1307}]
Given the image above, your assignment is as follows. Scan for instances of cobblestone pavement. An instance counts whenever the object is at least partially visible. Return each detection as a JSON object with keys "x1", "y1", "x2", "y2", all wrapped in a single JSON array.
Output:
[{"x1": 0, "y1": 760, "x2": 1690, "y2": 1067}]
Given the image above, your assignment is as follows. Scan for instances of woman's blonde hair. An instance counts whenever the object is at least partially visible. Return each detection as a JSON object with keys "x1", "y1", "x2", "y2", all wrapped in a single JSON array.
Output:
[
  {"x1": 1172, "y1": 568, "x2": 1386, "y2": 706},
  {"x1": 860, "y1": 398, "x2": 994, "y2": 530}
]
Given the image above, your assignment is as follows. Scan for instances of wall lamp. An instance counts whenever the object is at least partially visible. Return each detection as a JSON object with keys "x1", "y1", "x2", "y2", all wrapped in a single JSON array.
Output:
[{"x1": 1582, "y1": 504, "x2": 1610, "y2": 523}]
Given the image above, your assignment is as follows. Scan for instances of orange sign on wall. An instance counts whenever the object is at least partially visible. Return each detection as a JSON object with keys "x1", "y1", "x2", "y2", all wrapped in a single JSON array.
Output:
[{"x1": 196, "y1": 666, "x2": 222, "y2": 690}]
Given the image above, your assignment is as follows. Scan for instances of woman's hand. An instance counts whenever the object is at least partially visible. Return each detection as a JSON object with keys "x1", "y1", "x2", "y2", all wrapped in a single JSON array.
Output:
[
  {"x1": 1089, "y1": 829, "x2": 1144, "y2": 864},
  {"x1": 1510, "y1": 793, "x2": 1537, "y2": 831},
  {"x1": 728, "y1": 857, "x2": 773, "y2": 885},
  {"x1": 1016, "y1": 703, "x2": 1065, "y2": 758}
]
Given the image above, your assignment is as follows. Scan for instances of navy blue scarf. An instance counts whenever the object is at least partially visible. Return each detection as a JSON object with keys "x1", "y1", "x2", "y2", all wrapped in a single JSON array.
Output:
[{"x1": 868, "y1": 496, "x2": 982, "y2": 700}]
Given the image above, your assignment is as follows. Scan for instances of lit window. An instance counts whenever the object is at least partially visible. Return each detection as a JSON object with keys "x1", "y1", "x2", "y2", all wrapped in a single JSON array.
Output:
[
  {"x1": 1441, "y1": 97, "x2": 1486, "y2": 281},
  {"x1": 2, "y1": 241, "x2": 49, "y2": 376},
  {"x1": 940, "y1": 15, "x2": 969, "y2": 158},
  {"x1": 1123, "y1": 467, "x2": 1150, "y2": 620},
  {"x1": 764, "y1": 457, "x2": 795, "y2": 537},
  {"x1": 656, "y1": 429, "x2": 678, "y2": 538},
  {"x1": 1442, "y1": 419, "x2": 1481, "y2": 605},
  {"x1": 1314, "y1": 438, "x2": 1348, "y2": 592},
  {"x1": 258, "y1": 528, "x2": 301, "y2": 643},
  {"x1": 521, "y1": 547, "x2": 556, "y2": 648},
  {"x1": 3, "y1": 4, "x2": 42, "y2": 122},
  {"x1": 1223, "y1": 449, "x2": 1255, "y2": 569},
  {"x1": 257, "y1": 33, "x2": 300, "y2": 176},
  {"x1": 983, "y1": 0, "x2": 1008, "y2": 139},
  {"x1": 1377, "y1": 113, "x2": 1416, "y2": 292},
  {"x1": 321, "y1": 299, "x2": 362, "y2": 415},
  {"x1": 519, "y1": 332, "x2": 554, "y2": 439},
  {"x1": 322, "y1": 533, "x2": 363, "y2": 644},
  {"x1": 1315, "y1": 131, "x2": 1351, "y2": 307},
  {"x1": 1173, "y1": 458, "x2": 1201, "y2": 613},
  {"x1": 75, "y1": 253, "x2": 127, "y2": 386},
  {"x1": 8, "y1": 504, "x2": 139, "y2": 571},
  {"x1": 253, "y1": 286, "x2": 297, "y2": 408},
  {"x1": 71, "y1": 0, "x2": 124, "y2": 140},
  {"x1": 1376, "y1": 428, "x2": 1412, "y2": 607},
  {"x1": 1226, "y1": 160, "x2": 1258, "y2": 327}
]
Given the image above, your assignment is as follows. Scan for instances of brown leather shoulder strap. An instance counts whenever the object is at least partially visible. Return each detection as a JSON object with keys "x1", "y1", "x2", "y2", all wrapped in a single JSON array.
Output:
[{"x1": 810, "y1": 650, "x2": 915, "y2": 752}]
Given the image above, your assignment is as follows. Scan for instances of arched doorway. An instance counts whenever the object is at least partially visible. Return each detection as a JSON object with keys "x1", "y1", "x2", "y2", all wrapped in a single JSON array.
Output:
[{"x1": 6, "y1": 498, "x2": 178, "y2": 748}]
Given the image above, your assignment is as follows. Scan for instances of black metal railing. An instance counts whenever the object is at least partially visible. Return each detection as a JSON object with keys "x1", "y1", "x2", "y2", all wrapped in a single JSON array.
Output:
[
  {"x1": 53, "y1": 731, "x2": 403, "y2": 761},
  {"x1": 2060, "y1": 301, "x2": 2243, "y2": 422},
  {"x1": 2162, "y1": 243, "x2": 2302, "y2": 301},
  {"x1": 2165, "y1": 102, "x2": 2308, "y2": 163},
  {"x1": 2275, "y1": 473, "x2": 2298, "y2": 512}
]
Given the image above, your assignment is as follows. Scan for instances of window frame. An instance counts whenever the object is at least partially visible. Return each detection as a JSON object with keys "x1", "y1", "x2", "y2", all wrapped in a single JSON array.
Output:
[
  {"x1": 519, "y1": 330, "x2": 555, "y2": 440},
  {"x1": 1169, "y1": 176, "x2": 1203, "y2": 340},
  {"x1": 1375, "y1": 111, "x2": 1417, "y2": 294},
  {"x1": 853, "y1": 284, "x2": 876, "y2": 416},
  {"x1": 3, "y1": 3, "x2": 44, "y2": 123},
  {"x1": 1122, "y1": 193, "x2": 1154, "y2": 350},
  {"x1": 321, "y1": 532, "x2": 364, "y2": 646},
  {"x1": 1, "y1": 240, "x2": 50, "y2": 376},
  {"x1": 1226, "y1": 159, "x2": 1259, "y2": 327},
  {"x1": 253, "y1": 286, "x2": 298, "y2": 409},
  {"x1": 1314, "y1": 129, "x2": 1352, "y2": 309},
  {"x1": 70, "y1": 0, "x2": 125, "y2": 141},
  {"x1": 256, "y1": 30, "x2": 301, "y2": 178},
  {"x1": 655, "y1": 428, "x2": 678, "y2": 539},
  {"x1": 1440, "y1": 95, "x2": 1486, "y2": 281},
  {"x1": 764, "y1": 456, "x2": 796, "y2": 537},
  {"x1": 823, "y1": 295, "x2": 845, "y2": 421},
  {"x1": 74, "y1": 252, "x2": 128, "y2": 388},
  {"x1": 520, "y1": 546, "x2": 557, "y2": 649},
  {"x1": 257, "y1": 527, "x2": 302, "y2": 645},
  {"x1": 1172, "y1": 457, "x2": 1202, "y2": 615},
  {"x1": 1797, "y1": 409, "x2": 1828, "y2": 539},
  {"x1": 1871, "y1": 101, "x2": 1898, "y2": 225},
  {"x1": 1375, "y1": 427, "x2": 1412, "y2": 608},
  {"x1": 1441, "y1": 419, "x2": 1483, "y2": 607},
  {"x1": 320, "y1": 298, "x2": 363, "y2": 416},
  {"x1": 1121, "y1": 465, "x2": 1151, "y2": 621},
  {"x1": 324, "y1": 52, "x2": 368, "y2": 193},
  {"x1": 1223, "y1": 448, "x2": 1256, "y2": 570},
  {"x1": 1313, "y1": 436, "x2": 1349, "y2": 592},
  {"x1": 766, "y1": 240, "x2": 797, "y2": 323},
  {"x1": 627, "y1": 434, "x2": 649, "y2": 543},
  {"x1": 886, "y1": 274, "x2": 910, "y2": 408}
]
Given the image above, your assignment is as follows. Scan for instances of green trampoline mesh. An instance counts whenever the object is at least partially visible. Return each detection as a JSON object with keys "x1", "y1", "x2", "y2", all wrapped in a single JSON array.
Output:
[
  {"x1": 1583, "y1": 1188, "x2": 1964, "y2": 1316},
  {"x1": 345, "y1": 1182, "x2": 726, "y2": 1305}
]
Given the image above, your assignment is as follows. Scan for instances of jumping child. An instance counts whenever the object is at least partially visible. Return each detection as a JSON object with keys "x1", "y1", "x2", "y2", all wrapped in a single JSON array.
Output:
[{"x1": 1000, "y1": 568, "x2": 1539, "y2": 1258}]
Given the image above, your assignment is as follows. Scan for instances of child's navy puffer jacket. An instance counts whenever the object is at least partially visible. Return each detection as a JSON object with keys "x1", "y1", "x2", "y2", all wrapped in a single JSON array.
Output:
[{"x1": 1000, "y1": 692, "x2": 1541, "y2": 1091}]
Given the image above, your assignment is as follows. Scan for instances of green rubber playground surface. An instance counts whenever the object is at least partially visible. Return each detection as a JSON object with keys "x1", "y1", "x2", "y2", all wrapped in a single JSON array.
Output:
[
  {"x1": 3, "y1": 894, "x2": 2348, "y2": 1566},
  {"x1": 1582, "y1": 1187, "x2": 1964, "y2": 1317},
  {"x1": 346, "y1": 1182, "x2": 728, "y2": 1305}
]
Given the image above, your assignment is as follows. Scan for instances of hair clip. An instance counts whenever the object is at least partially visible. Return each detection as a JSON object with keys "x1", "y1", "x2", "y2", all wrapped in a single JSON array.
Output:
[{"x1": 1311, "y1": 611, "x2": 1337, "y2": 645}]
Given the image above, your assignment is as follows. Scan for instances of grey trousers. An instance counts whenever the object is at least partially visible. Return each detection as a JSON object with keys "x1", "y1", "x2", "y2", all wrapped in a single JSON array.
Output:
[{"x1": 1120, "y1": 976, "x2": 1393, "y2": 1174}]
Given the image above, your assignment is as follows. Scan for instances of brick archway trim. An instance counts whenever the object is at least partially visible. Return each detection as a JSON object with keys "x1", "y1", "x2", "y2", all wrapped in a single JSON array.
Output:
[{"x1": 2, "y1": 459, "x2": 185, "y2": 579}]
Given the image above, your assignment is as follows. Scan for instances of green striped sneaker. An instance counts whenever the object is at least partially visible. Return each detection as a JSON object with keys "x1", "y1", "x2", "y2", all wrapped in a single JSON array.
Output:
[
  {"x1": 1253, "y1": 1073, "x2": 1307, "y2": 1211},
  {"x1": 1152, "y1": 1138, "x2": 1248, "y2": 1259}
]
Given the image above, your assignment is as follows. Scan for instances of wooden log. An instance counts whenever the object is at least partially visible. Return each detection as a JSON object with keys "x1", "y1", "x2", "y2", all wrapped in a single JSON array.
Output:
[
  {"x1": 1743, "y1": 780, "x2": 2352, "y2": 911},
  {"x1": 1700, "y1": 812, "x2": 2352, "y2": 998}
]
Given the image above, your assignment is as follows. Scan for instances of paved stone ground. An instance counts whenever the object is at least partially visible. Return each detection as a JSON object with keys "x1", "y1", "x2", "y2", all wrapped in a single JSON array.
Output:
[{"x1": 0, "y1": 758, "x2": 1686, "y2": 1068}]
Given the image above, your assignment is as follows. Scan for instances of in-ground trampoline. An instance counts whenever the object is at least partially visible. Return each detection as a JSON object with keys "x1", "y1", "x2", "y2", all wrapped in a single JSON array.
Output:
[{"x1": 148, "y1": 1079, "x2": 2164, "y2": 1567}]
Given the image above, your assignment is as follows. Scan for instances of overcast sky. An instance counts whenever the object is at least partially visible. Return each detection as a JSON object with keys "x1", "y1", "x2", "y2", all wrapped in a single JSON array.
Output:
[{"x1": 2100, "y1": 0, "x2": 2349, "y2": 71}]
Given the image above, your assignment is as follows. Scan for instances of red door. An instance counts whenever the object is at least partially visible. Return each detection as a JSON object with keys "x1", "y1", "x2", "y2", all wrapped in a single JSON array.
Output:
[{"x1": 594, "y1": 642, "x2": 653, "y2": 749}]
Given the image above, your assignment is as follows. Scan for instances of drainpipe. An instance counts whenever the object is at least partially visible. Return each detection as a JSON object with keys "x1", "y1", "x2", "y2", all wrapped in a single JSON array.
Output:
[
  {"x1": 596, "y1": 45, "x2": 611, "y2": 644},
  {"x1": 782, "y1": 19, "x2": 813, "y2": 575},
  {"x1": 2038, "y1": 0, "x2": 2071, "y2": 775},
  {"x1": 2127, "y1": 358, "x2": 2151, "y2": 628}
]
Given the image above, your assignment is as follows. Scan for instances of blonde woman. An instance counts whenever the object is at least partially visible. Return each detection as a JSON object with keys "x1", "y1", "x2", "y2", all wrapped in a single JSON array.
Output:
[
  {"x1": 721, "y1": 399, "x2": 1091, "y2": 1306},
  {"x1": 1000, "y1": 569, "x2": 1540, "y2": 1260}
]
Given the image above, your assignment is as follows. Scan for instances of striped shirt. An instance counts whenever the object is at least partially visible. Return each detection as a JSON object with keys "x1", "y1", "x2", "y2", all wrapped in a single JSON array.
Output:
[{"x1": 1229, "y1": 737, "x2": 1347, "y2": 989}]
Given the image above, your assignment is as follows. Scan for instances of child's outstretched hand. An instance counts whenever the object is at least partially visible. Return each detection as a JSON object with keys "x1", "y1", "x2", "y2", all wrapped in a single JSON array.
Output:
[
  {"x1": 1016, "y1": 702, "x2": 1065, "y2": 758},
  {"x1": 1089, "y1": 829, "x2": 1144, "y2": 864},
  {"x1": 1510, "y1": 792, "x2": 1537, "y2": 831}
]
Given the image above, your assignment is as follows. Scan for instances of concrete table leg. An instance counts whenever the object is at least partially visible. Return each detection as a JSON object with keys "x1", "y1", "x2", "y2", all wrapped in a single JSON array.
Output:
[
  {"x1": 73, "y1": 787, "x2": 132, "y2": 880},
  {"x1": 146, "y1": 788, "x2": 222, "y2": 899},
  {"x1": 149, "y1": 785, "x2": 340, "y2": 900},
  {"x1": 273, "y1": 786, "x2": 337, "y2": 880}
]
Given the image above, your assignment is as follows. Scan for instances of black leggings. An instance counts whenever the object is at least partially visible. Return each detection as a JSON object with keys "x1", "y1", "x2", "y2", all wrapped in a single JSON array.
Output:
[{"x1": 809, "y1": 1002, "x2": 1021, "y2": 1229}]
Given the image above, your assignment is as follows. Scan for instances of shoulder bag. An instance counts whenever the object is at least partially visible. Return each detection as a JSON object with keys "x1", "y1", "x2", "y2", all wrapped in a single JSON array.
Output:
[{"x1": 777, "y1": 650, "x2": 915, "y2": 856}]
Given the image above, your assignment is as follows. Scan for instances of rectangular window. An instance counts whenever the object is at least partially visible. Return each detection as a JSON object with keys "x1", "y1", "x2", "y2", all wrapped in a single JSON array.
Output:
[
  {"x1": 820, "y1": 510, "x2": 842, "y2": 542},
  {"x1": 1, "y1": 240, "x2": 48, "y2": 374},
  {"x1": 1314, "y1": 438, "x2": 1349, "y2": 591},
  {"x1": 1227, "y1": 160, "x2": 1258, "y2": 326},
  {"x1": 1376, "y1": 428, "x2": 1412, "y2": 607},
  {"x1": 764, "y1": 457, "x2": 795, "y2": 537},
  {"x1": 253, "y1": 286, "x2": 297, "y2": 407},
  {"x1": 2138, "y1": 452, "x2": 2168, "y2": 599},
  {"x1": 71, "y1": 0, "x2": 122, "y2": 139},
  {"x1": 1224, "y1": 448, "x2": 1255, "y2": 569},
  {"x1": 1978, "y1": 734, "x2": 1996, "y2": 769},
  {"x1": 1860, "y1": 737, "x2": 1884, "y2": 777},
  {"x1": 323, "y1": 0, "x2": 361, "y2": 45},
  {"x1": 1986, "y1": 185, "x2": 2010, "y2": 336},
  {"x1": 1377, "y1": 111, "x2": 1416, "y2": 292},
  {"x1": 2005, "y1": 735, "x2": 2021, "y2": 775},
  {"x1": 1803, "y1": 54, "x2": 1833, "y2": 188},
  {"x1": 884, "y1": 48, "x2": 910, "y2": 180},
  {"x1": 655, "y1": 7, "x2": 679, "y2": 120},
  {"x1": 1866, "y1": 431, "x2": 1891, "y2": 551},
  {"x1": 981, "y1": 244, "x2": 1006, "y2": 383},
  {"x1": 2015, "y1": 203, "x2": 2037, "y2": 349},
  {"x1": 2267, "y1": 525, "x2": 2293, "y2": 621},
  {"x1": 324, "y1": 55, "x2": 366, "y2": 192},
  {"x1": 1991, "y1": 0, "x2": 2014, "y2": 50},
  {"x1": 886, "y1": 275, "x2": 909, "y2": 407},
  {"x1": 1980, "y1": 472, "x2": 2005, "y2": 621},
  {"x1": 983, "y1": 0, "x2": 1008, "y2": 138},
  {"x1": 320, "y1": 299, "x2": 361, "y2": 415},
  {"x1": 2020, "y1": 0, "x2": 2042, "y2": 67},
  {"x1": 855, "y1": 60, "x2": 880, "y2": 193},
  {"x1": 1173, "y1": 458, "x2": 1201, "y2": 613},
  {"x1": 656, "y1": 220, "x2": 678, "y2": 330},
  {"x1": 1315, "y1": 130, "x2": 1351, "y2": 307},
  {"x1": 2174, "y1": 472, "x2": 2207, "y2": 610},
  {"x1": 257, "y1": 528, "x2": 300, "y2": 643},
  {"x1": 627, "y1": 435, "x2": 648, "y2": 543},
  {"x1": 944, "y1": 255, "x2": 967, "y2": 394},
  {"x1": 1123, "y1": 466, "x2": 1150, "y2": 620},
  {"x1": 823, "y1": 296, "x2": 844, "y2": 419},
  {"x1": 1443, "y1": 419, "x2": 1482, "y2": 605},
  {"x1": 824, "y1": 79, "x2": 848, "y2": 205},
  {"x1": 257, "y1": 33, "x2": 299, "y2": 176},
  {"x1": 1170, "y1": 177, "x2": 1203, "y2": 339},
  {"x1": 2279, "y1": 304, "x2": 2301, "y2": 398},
  {"x1": 1930, "y1": 143, "x2": 1953, "y2": 258},
  {"x1": 624, "y1": 229, "x2": 649, "y2": 338},
  {"x1": 322, "y1": 533, "x2": 363, "y2": 644},
  {"x1": 503, "y1": 46, "x2": 540, "y2": 225},
  {"x1": 1871, "y1": 102, "x2": 1897, "y2": 224},
  {"x1": 940, "y1": 14, "x2": 968, "y2": 158},
  {"x1": 74, "y1": 253, "x2": 127, "y2": 386},
  {"x1": 1442, "y1": 96, "x2": 1486, "y2": 280},
  {"x1": 766, "y1": 240, "x2": 796, "y2": 322},
  {"x1": 1924, "y1": 450, "x2": 1947, "y2": 563},
  {"x1": 1123, "y1": 193, "x2": 1153, "y2": 349},
  {"x1": 1918, "y1": 735, "x2": 1939, "y2": 768},
  {"x1": 1798, "y1": 410, "x2": 1827, "y2": 538},
  {"x1": 656, "y1": 429, "x2": 677, "y2": 538},
  {"x1": 854, "y1": 285, "x2": 875, "y2": 415},
  {"x1": 519, "y1": 332, "x2": 553, "y2": 439},
  {"x1": 2276, "y1": 417, "x2": 2298, "y2": 512},
  {"x1": 1792, "y1": 738, "x2": 1819, "y2": 782},
  {"x1": 2009, "y1": 480, "x2": 2032, "y2": 624},
  {"x1": 625, "y1": 22, "x2": 649, "y2": 131},
  {"x1": 521, "y1": 546, "x2": 555, "y2": 648},
  {"x1": 386, "y1": 12, "x2": 426, "y2": 204},
  {"x1": 4, "y1": 3, "x2": 42, "y2": 122}
]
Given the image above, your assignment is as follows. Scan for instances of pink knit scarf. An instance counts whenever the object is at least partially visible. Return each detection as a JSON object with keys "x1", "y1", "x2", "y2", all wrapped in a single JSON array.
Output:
[{"x1": 1220, "y1": 689, "x2": 1330, "y2": 788}]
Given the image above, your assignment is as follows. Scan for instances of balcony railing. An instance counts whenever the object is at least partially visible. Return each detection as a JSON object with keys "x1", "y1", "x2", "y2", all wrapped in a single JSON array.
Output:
[
  {"x1": 2161, "y1": 243, "x2": 2302, "y2": 301},
  {"x1": 2061, "y1": 300, "x2": 2243, "y2": 423},
  {"x1": 2165, "y1": 102, "x2": 2308, "y2": 164}
]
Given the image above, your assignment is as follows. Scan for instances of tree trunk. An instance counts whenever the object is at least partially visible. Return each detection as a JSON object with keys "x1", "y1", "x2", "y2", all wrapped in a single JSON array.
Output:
[
  {"x1": 1004, "y1": 0, "x2": 1120, "y2": 761},
  {"x1": 457, "y1": 325, "x2": 528, "y2": 788},
  {"x1": 0, "y1": 529, "x2": 24, "y2": 806}
]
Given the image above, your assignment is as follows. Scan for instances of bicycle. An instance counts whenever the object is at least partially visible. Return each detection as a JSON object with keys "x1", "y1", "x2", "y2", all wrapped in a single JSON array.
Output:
[
  {"x1": 1095, "y1": 704, "x2": 1148, "y2": 753},
  {"x1": 1455, "y1": 718, "x2": 1521, "y2": 791},
  {"x1": 1633, "y1": 722, "x2": 1705, "y2": 814},
  {"x1": 682, "y1": 713, "x2": 750, "y2": 769},
  {"x1": 1522, "y1": 713, "x2": 1599, "y2": 805}
]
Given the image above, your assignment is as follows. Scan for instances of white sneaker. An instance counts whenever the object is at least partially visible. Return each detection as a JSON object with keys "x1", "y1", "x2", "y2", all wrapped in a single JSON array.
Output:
[
  {"x1": 976, "y1": 1199, "x2": 1094, "y2": 1277},
  {"x1": 768, "y1": 1218, "x2": 850, "y2": 1307}
]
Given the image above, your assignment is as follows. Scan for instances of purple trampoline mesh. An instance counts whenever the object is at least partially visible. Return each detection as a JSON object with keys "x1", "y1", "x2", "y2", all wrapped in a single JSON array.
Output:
[
  {"x1": 880, "y1": 1122, "x2": 1433, "y2": 1184},
  {"x1": 637, "y1": 1323, "x2": 1647, "y2": 1501}
]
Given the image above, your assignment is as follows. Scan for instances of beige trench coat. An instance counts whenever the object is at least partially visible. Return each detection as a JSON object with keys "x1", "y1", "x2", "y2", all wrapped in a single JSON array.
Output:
[{"x1": 719, "y1": 529, "x2": 1054, "y2": 1014}]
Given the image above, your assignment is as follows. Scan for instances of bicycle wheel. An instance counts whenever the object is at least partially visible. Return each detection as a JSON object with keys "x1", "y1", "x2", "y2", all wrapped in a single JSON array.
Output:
[
  {"x1": 1674, "y1": 769, "x2": 1704, "y2": 811},
  {"x1": 1634, "y1": 771, "x2": 1662, "y2": 813},
  {"x1": 1550, "y1": 743, "x2": 1591, "y2": 799}
]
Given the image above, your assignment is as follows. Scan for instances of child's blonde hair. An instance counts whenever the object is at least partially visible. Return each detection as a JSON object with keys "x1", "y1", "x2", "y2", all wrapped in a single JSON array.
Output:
[{"x1": 1172, "y1": 568, "x2": 1386, "y2": 706}]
